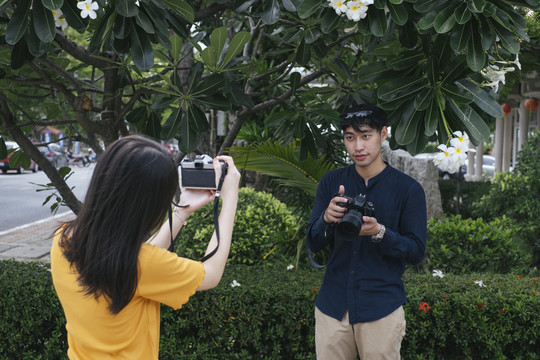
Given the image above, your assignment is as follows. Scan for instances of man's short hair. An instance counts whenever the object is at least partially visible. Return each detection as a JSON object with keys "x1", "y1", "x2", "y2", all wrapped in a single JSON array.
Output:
[{"x1": 340, "y1": 103, "x2": 388, "y2": 132}]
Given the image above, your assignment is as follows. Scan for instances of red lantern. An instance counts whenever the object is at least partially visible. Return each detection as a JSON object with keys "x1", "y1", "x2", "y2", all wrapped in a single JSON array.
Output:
[
  {"x1": 501, "y1": 103, "x2": 511, "y2": 115},
  {"x1": 525, "y1": 98, "x2": 539, "y2": 112}
]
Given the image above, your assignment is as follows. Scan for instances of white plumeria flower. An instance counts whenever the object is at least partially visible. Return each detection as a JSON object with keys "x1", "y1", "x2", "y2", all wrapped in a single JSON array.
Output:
[
  {"x1": 345, "y1": 0, "x2": 370, "y2": 22},
  {"x1": 77, "y1": 0, "x2": 99, "y2": 19},
  {"x1": 287, "y1": 264, "x2": 294, "y2": 270},
  {"x1": 474, "y1": 280, "x2": 486, "y2": 287},
  {"x1": 230, "y1": 280, "x2": 241, "y2": 288},
  {"x1": 52, "y1": 9, "x2": 68, "y2": 30},
  {"x1": 432, "y1": 269, "x2": 444, "y2": 278},
  {"x1": 135, "y1": 0, "x2": 140, "y2": 6},
  {"x1": 328, "y1": 0, "x2": 348, "y2": 15},
  {"x1": 434, "y1": 144, "x2": 459, "y2": 173},
  {"x1": 449, "y1": 131, "x2": 469, "y2": 150}
]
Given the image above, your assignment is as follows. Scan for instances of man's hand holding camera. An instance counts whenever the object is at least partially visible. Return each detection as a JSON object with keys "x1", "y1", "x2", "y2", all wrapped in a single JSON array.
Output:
[{"x1": 324, "y1": 185, "x2": 383, "y2": 239}]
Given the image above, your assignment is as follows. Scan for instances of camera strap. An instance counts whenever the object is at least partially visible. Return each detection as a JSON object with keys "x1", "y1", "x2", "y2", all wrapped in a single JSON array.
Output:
[{"x1": 306, "y1": 221, "x2": 345, "y2": 269}]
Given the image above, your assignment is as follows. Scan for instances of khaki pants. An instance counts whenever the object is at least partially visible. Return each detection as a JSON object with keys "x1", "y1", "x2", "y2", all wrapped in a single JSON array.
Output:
[{"x1": 315, "y1": 306, "x2": 406, "y2": 360}]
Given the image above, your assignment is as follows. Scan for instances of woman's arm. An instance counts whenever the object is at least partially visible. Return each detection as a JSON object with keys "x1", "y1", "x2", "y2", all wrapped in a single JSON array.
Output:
[{"x1": 197, "y1": 156, "x2": 240, "y2": 291}]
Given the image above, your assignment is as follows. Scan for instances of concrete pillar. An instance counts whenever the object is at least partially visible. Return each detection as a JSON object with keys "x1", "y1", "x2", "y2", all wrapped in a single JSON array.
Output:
[
  {"x1": 518, "y1": 101, "x2": 529, "y2": 153},
  {"x1": 472, "y1": 142, "x2": 484, "y2": 181},
  {"x1": 502, "y1": 111, "x2": 514, "y2": 171},
  {"x1": 464, "y1": 143, "x2": 475, "y2": 181},
  {"x1": 494, "y1": 117, "x2": 504, "y2": 174}
]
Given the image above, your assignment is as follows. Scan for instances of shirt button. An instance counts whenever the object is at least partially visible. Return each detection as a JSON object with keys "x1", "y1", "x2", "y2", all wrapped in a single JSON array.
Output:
[{"x1": 350, "y1": 271, "x2": 355, "y2": 274}]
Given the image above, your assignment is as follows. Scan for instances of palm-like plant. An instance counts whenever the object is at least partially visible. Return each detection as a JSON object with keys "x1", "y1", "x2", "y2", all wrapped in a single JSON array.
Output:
[{"x1": 229, "y1": 140, "x2": 336, "y2": 198}]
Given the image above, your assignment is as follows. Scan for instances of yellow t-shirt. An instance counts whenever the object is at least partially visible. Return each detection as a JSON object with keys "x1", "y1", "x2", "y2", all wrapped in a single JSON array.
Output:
[{"x1": 50, "y1": 232, "x2": 205, "y2": 360}]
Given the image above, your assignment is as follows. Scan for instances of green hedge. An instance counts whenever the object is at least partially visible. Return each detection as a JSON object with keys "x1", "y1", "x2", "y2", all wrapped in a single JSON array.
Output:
[
  {"x1": 1, "y1": 260, "x2": 539, "y2": 359},
  {"x1": 438, "y1": 178, "x2": 492, "y2": 219},
  {"x1": 424, "y1": 215, "x2": 525, "y2": 274}
]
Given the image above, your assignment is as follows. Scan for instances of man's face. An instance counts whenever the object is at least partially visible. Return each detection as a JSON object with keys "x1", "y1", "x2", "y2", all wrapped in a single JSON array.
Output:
[{"x1": 343, "y1": 125, "x2": 387, "y2": 169}]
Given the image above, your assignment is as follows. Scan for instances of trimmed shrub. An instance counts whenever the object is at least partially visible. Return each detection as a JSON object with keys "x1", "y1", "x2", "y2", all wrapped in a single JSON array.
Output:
[
  {"x1": 175, "y1": 187, "x2": 300, "y2": 265},
  {"x1": 1, "y1": 260, "x2": 539, "y2": 359},
  {"x1": 0, "y1": 261, "x2": 67, "y2": 360},
  {"x1": 473, "y1": 131, "x2": 540, "y2": 266},
  {"x1": 424, "y1": 215, "x2": 524, "y2": 274}
]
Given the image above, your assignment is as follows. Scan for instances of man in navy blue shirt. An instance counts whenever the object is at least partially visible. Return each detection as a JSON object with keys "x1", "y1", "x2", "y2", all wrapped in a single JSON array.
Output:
[{"x1": 306, "y1": 103, "x2": 427, "y2": 359}]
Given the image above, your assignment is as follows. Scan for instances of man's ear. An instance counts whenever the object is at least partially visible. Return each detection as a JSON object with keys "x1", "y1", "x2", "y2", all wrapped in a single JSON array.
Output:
[{"x1": 380, "y1": 126, "x2": 388, "y2": 142}]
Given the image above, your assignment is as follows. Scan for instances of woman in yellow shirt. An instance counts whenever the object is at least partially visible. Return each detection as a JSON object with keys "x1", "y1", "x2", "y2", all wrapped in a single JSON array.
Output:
[{"x1": 51, "y1": 135, "x2": 240, "y2": 359}]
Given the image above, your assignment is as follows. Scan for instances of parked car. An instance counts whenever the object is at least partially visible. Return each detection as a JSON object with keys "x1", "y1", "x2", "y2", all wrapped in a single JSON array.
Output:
[
  {"x1": 0, "y1": 141, "x2": 38, "y2": 174},
  {"x1": 37, "y1": 143, "x2": 69, "y2": 168}
]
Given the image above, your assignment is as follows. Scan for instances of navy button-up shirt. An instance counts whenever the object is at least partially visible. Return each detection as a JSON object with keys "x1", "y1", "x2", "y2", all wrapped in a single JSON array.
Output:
[{"x1": 307, "y1": 164, "x2": 427, "y2": 324}]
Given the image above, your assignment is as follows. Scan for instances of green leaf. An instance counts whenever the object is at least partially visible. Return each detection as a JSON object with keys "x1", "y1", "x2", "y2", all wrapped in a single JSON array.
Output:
[
  {"x1": 297, "y1": 0, "x2": 322, "y2": 19},
  {"x1": 200, "y1": 46, "x2": 219, "y2": 68},
  {"x1": 161, "y1": 107, "x2": 182, "y2": 139},
  {"x1": 143, "y1": 111, "x2": 162, "y2": 139},
  {"x1": 186, "y1": 104, "x2": 209, "y2": 133},
  {"x1": 321, "y1": 8, "x2": 340, "y2": 34},
  {"x1": 417, "y1": 10, "x2": 437, "y2": 31},
  {"x1": 262, "y1": 0, "x2": 280, "y2": 24},
  {"x1": 442, "y1": 83, "x2": 473, "y2": 104},
  {"x1": 378, "y1": 76, "x2": 425, "y2": 101},
  {"x1": 305, "y1": 27, "x2": 321, "y2": 44},
  {"x1": 135, "y1": 9, "x2": 155, "y2": 34},
  {"x1": 162, "y1": 0, "x2": 194, "y2": 23},
  {"x1": 433, "y1": 3, "x2": 457, "y2": 34},
  {"x1": 387, "y1": 2, "x2": 408, "y2": 26},
  {"x1": 27, "y1": 18, "x2": 49, "y2": 57},
  {"x1": 453, "y1": 3, "x2": 471, "y2": 24},
  {"x1": 210, "y1": 26, "x2": 227, "y2": 56},
  {"x1": 113, "y1": 15, "x2": 129, "y2": 39},
  {"x1": 193, "y1": 74, "x2": 226, "y2": 96},
  {"x1": 220, "y1": 31, "x2": 251, "y2": 69},
  {"x1": 117, "y1": 0, "x2": 139, "y2": 17},
  {"x1": 170, "y1": 35, "x2": 183, "y2": 60},
  {"x1": 290, "y1": 72, "x2": 301, "y2": 93},
  {"x1": 196, "y1": 95, "x2": 231, "y2": 111},
  {"x1": 388, "y1": 50, "x2": 424, "y2": 71},
  {"x1": 126, "y1": 106, "x2": 148, "y2": 128},
  {"x1": 488, "y1": 17, "x2": 520, "y2": 54},
  {"x1": 395, "y1": 102, "x2": 422, "y2": 145},
  {"x1": 130, "y1": 22, "x2": 154, "y2": 71},
  {"x1": 357, "y1": 62, "x2": 396, "y2": 84},
  {"x1": 449, "y1": 23, "x2": 470, "y2": 52},
  {"x1": 42, "y1": 0, "x2": 64, "y2": 11},
  {"x1": 11, "y1": 37, "x2": 33, "y2": 69},
  {"x1": 456, "y1": 79, "x2": 504, "y2": 118},
  {"x1": 178, "y1": 111, "x2": 198, "y2": 153},
  {"x1": 414, "y1": 86, "x2": 432, "y2": 111},
  {"x1": 467, "y1": 0, "x2": 486, "y2": 13},
  {"x1": 368, "y1": 6, "x2": 387, "y2": 37},
  {"x1": 448, "y1": 100, "x2": 490, "y2": 144},
  {"x1": 228, "y1": 85, "x2": 254, "y2": 108},
  {"x1": 424, "y1": 99, "x2": 439, "y2": 136},
  {"x1": 5, "y1": 0, "x2": 31, "y2": 45},
  {"x1": 187, "y1": 61, "x2": 204, "y2": 92},
  {"x1": 466, "y1": 24, "x2": 486, "y2": 72},
  {"x1": 295, "y1": 39, "x2": 311, "y2": 66}
]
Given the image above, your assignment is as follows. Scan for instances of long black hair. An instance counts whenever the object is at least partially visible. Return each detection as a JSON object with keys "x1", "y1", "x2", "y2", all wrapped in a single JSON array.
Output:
[{"x1": 59, "y1": 135, "x2": 178, "y2": 314}]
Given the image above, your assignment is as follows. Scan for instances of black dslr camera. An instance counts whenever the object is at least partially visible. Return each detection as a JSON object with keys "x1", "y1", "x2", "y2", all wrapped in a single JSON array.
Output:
[
  {"x1": 180, "y1": 155, "x2": 227, "y2": 189},
  {"x1": 335, "y1": 193, "x2": 375, "y2": 236}
]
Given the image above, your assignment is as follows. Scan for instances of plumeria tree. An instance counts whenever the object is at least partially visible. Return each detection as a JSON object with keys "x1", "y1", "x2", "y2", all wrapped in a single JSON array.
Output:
[{"x1": 0, "y1": 0, "x2": 539, "y2": 213}]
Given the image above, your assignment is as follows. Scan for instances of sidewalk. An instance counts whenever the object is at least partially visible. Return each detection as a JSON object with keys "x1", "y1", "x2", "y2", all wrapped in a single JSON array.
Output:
[{"x1": 0, "y1": 212, "x2": 75, "y2": 263}]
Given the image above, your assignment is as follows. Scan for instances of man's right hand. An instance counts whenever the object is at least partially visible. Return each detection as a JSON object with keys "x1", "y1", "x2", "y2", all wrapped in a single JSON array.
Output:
[{"x1": 323, "y1": 185, "x2": 348, "y2": 223}]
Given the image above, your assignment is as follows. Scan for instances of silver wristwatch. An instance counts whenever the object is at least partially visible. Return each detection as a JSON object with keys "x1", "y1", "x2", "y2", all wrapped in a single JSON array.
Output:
[{"x1": 371, "y1": 224, "x2": 386, "y2": 242}]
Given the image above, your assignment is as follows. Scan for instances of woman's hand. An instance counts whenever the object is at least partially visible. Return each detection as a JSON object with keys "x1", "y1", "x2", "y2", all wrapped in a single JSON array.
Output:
[{"x1": 178, "y1": 189, "x2": 215, "y2": 216}]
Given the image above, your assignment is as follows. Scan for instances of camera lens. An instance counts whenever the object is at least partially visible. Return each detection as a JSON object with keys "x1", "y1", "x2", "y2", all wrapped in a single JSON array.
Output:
[{"x1": 337, "y1": 210, "x2": 363, "y2": 235}]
